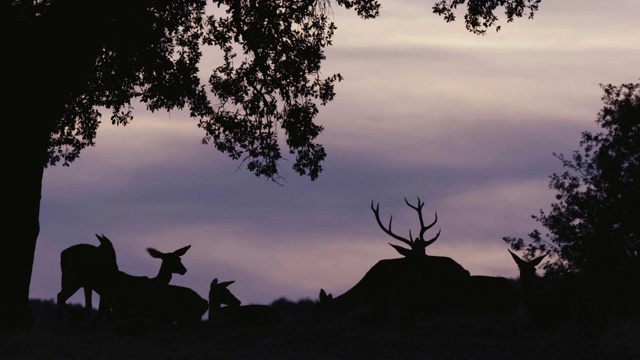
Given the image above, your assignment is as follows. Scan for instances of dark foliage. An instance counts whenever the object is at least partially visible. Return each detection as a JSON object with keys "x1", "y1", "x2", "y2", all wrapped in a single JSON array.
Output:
[
  {"x1": 6, "y1": 0, "x2": 541, "y2": 181},
  {"x1": 504, "y1": 81, "x2": 640, "y2": 273},
  {"x1": 504, "y1": 80, "x2": 640, "y2": 322}
]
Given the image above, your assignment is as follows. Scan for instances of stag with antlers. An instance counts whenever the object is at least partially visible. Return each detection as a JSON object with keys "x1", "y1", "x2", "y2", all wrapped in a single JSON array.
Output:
[
  {"x1": 314, "y1": 198, "x2": 470, "y2": 327},
  {"x1": 371, "y1": 197, "x2": 441, "y2": 257}
]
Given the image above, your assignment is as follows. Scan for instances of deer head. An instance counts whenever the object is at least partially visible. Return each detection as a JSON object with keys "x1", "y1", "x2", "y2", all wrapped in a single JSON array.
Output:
[
  {"x1": 147, "y1": 245, "x2": 191, "y2": 277},
  {"x1": 209, "y1": 278, "x2": 241, "y2": 308},
  {"x1": 371, "y1": 197, "x2": 441, "y2": 257},
  {"x1": 508, "y1": 249, "x2": 547, "y2": 280}
]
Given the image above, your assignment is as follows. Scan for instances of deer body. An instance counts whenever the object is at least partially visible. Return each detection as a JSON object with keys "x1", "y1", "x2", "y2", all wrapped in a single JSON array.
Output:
[
  {"x1": 509, "y1": 250, "x2": 578, "y2": 327},
  {"x1": 315, "y1": 256, "x2": 470, "y2": 327},
  {"x1": 208, "y1": 279, "x2": 282, "y2": 327},
  {"x1": 112, "y1": 283, "x2": 208, "y2": 326},
  {"x1": 464, "y1": 275, "x2": 521, "y2": 313}
]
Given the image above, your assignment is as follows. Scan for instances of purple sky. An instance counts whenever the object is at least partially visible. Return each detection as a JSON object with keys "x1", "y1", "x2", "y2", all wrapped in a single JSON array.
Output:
[{"x1": 33, "y1": 1, "x2": 640, "y2": 307}]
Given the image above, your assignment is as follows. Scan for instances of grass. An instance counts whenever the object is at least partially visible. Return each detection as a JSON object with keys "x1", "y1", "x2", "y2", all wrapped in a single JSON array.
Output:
[{"x1": 2, "y1": 301, "x2": 639, "y2": 359}]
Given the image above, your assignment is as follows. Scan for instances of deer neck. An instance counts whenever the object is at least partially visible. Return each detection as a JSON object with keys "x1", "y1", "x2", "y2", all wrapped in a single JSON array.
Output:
[
  {"x1": 152, "y1": 263, "x2": 173, "y2": 285},
  {"x1": 209, "y1": 301, "x2": 233, "y2": 320},
  {"x1": 329, "y1": 287, "x2": 367, "y2": 315}
]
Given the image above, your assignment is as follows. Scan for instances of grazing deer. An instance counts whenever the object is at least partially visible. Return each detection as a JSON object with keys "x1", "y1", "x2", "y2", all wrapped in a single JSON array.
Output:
[
  {"x1": 208, "y1": 278, "x2": 282, "y2": 327},
  {"x1": 57, "y1": 234, "x2": 191, "y2": 325},
  {"x1": 315, "y1": 198, "x2": 470, "y2": 327},
  {"x1": 509, "y1": 250, "x2": 578, "y2": 327}
]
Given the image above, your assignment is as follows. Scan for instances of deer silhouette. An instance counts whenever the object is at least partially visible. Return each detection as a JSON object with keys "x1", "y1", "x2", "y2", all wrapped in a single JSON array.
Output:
[
  {"x1": 57, "y1": 234, "x2": 118, "y2": 325},
  {"x1": 509, "y1": 250, "x2": 578, "y2": 327},
  {"x1": 314, "y1": 198, "x2": 470, "y2": 327},
  {"x1": 110, "y1": 282, "x2": 208, "y2": 328},
  {"x1": 57, "y1": 234, "x2": 191, "y2": 326},
  {"x1": 208, "y1": 278, "x2": 281, "y2": 327}
]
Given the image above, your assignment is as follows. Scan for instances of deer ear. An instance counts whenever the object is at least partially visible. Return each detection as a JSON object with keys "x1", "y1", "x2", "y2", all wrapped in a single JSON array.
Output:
[
  {"x1": 220, "y1": 281, "x2": 235, "y2": 288},
  {"x1": 211, "y1": 278, "x2": 219, "y2": 287},
  {"x1": 96, "y1": 234, "x2": 113, "y2": 247},
  {"x1": 530, "y1": 253, "x2": 548, "y2": 267},
  {"x1": 147, "y1": 248, "x2": 164, "y2": 258},
  {"x1": 508, "y1": 249, "x2": 526, "y2": 267},
  {"x1": 390, "y1": 244, "x2": 413, "y2": 257},
  {"x1": 173, "y1": 245, "x2": 191, "y2": 256},
  {"x1": 319, "y1": 289, "x2": 333, "y2": 302}
]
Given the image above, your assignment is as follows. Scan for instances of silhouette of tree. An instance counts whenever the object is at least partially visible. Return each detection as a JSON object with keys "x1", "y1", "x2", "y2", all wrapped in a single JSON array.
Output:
[
  {"x1": 3, "y1": 0, "x2": 541, "y2": 330},
  {"x1": 504, "y1": 80, "x2": 640, "y2": 321}
]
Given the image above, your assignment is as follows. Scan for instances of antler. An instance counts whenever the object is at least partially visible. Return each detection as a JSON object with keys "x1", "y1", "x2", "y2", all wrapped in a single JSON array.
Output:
[
  {"x1": 371, "y1": 197, "x2": 441, "y2": 257},
  {"x1": 404, "y1": 197, "x2": 441, "y2": 248}
]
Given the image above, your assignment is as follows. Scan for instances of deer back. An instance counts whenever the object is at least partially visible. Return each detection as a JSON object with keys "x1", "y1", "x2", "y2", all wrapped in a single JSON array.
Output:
[
  {"x1": 112, "y1": 283, "x2": 208, "y2": 325},
  {"x1": 315, "y1": 256, "x2": 470, "y2": 321},
  {"x1": 464, "y1": 275, "x2": 521, "y2": 313}
]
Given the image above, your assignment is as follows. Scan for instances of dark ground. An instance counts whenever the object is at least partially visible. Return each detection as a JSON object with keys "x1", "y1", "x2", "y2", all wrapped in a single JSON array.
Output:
[{"x1": 2, "y1": 300, "x2": 639, "y2": 360}]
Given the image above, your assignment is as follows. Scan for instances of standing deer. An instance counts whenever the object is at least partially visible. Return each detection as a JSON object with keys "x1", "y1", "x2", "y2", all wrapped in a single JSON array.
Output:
[
  {"x1": 57, "y1": 234, "x2": 191, "y2": 326},
  {"x1": 57, "y1": 234, "x2": 118, "y2": 325},
  {"x1": 509, "y1": 250, "x2": 578, "y2": 327},
  {"x1": 314, "y1": 198, "x2": 470, "y2": 327},
  {"x1": 208, "y1": 278, "x2": 282, "y2": 327}
]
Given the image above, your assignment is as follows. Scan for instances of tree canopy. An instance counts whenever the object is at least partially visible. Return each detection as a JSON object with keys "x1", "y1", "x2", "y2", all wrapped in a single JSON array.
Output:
[
  {"x1": 504, "y1": 81, "x2": 640, "y2": 277},
  {"x1": 8, "y1": 0, "x2": 541, "y2": 181}
]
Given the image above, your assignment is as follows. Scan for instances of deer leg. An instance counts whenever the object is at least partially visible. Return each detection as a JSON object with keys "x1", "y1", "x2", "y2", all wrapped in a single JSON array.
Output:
[
  {"x1": 84, "y1": 287, "x2": 93, "y2": 321},
  {"x1": 97, "y1": 294, "x2": 111, "y2": 322},
  {"x1": 57, "y1": 285, "x2": 80, "y2": 326}
]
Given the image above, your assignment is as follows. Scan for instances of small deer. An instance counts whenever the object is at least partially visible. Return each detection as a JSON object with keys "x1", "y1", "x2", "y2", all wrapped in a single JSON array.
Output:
[
  {"x1": 315, "y1": 198, "x2": 470, "y2": 327},
  {"x1": 57, "y1": 234, "x2": 191, "y2": 326},
  {"x1": 208, "y1": 278, "x2": 282, "y2": 327},
  {"x1": 509, "y1": 250, "x2": 578, "y2": 327}
]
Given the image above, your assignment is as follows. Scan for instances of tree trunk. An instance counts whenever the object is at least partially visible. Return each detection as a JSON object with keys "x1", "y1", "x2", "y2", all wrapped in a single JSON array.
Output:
[
  {"x1": 2, "y1": 12, "x2": 68, "y2": 330},
  {"x1": 2, "y1": 50, "x2": 53, "y2": 331}
]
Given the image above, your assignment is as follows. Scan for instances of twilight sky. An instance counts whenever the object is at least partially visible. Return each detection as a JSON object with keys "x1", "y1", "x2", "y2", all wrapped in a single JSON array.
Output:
[{"x1": 33, "y1": 1, "x2": 640, "y2": 307}]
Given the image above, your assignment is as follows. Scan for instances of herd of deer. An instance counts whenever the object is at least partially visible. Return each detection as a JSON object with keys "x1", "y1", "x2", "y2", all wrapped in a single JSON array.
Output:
[{"x1": 56, "y1": 198, "x2": 586, "y2": 330}]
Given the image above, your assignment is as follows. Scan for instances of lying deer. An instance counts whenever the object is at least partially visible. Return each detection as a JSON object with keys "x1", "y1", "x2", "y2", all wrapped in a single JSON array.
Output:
[
  {"x1": 57, "y1": 234, "x2": 191, "y2": 326},
  {"x1": 314, "y1": 198, "x2": 470, "y2": 327},
  {"x1": 208, "y1": 278, "x2": 281, "y2": 327},
  {"x1": 111, "y1": 282, "x2": 208, "y2": 329}
]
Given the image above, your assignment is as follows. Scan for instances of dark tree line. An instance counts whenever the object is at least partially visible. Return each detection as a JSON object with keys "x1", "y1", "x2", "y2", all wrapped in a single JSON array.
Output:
[{"x1": 3, "y1": 0, "x2": 540, "y2": 330}]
